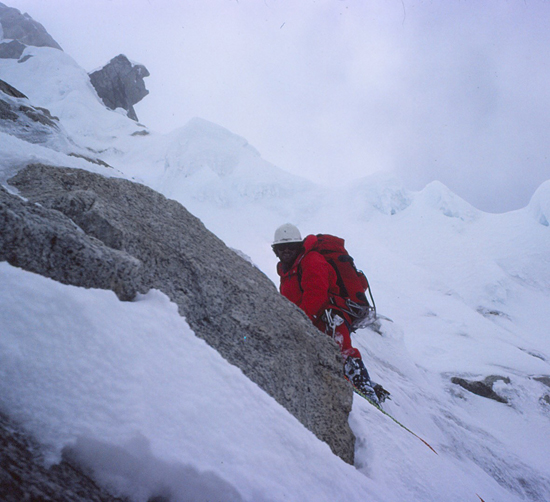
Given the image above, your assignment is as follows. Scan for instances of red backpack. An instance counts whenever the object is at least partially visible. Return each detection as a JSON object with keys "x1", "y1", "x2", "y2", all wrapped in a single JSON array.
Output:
[{"x1": 302, "y1": 234, "x2": 376, "y2": 329}]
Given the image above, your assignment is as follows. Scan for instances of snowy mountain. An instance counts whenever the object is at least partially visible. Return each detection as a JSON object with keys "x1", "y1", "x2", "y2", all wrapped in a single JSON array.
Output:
[{"x1": 2, "y1": 6, "x2": 550, "y2": 502}]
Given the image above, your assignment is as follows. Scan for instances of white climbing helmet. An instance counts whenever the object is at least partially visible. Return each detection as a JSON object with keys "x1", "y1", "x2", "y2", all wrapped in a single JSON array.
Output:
[{"x1": 273, "y1": 223, "x2": 302, "y2": 246}]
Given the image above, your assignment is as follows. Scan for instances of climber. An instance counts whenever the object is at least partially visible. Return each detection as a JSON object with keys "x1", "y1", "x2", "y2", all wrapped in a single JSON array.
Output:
[{"x1": 272, "y1": 223, "x2": 387, "y2": 404}]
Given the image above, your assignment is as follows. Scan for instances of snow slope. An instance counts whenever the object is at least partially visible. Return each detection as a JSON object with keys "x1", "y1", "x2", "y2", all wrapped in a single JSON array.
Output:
[
  {"x1": 0, "y1": 263, "x2": 382, "y2": 502},
  {"x1": 2, "y1": 40, "x2": 550, "y2": 501}
]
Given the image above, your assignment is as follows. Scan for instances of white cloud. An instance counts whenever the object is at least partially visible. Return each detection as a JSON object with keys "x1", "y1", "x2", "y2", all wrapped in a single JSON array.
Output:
[{"x1": 5, "y1": 0, "x2": 550, "y2": 212}]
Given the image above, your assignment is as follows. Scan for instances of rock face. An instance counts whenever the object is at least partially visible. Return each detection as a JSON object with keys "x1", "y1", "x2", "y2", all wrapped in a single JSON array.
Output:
[
  {"x1": 0, "y1": 78, "x2": 69, "y2": 148},
  {"x1": 89, "y1": 54, "x2": 150, "y2": 121},
  {"x1": 0, "y1": 184, "x2": 141, "y2": 301},
  {"x1": 0, "y1": 412, "x2": 126, "y2": 502},
  {"x1": 1, "y1": 163, "x2": 356, "y2": 465},
  {"x1": 451, "y1": 375, "x2": 511, "y2": 403},
  {"x1": 0, "y1": 77, "x2": 26, "y2": 98},
  {"x1": 0, "y1": 39, "x2": 25, "y2": 59},
  {"x1": 0, "y1": 2, "x2": 62, "y2": 52},
  {"x1": 0, "y1": 80, "x2": 115, "y2": 168}
]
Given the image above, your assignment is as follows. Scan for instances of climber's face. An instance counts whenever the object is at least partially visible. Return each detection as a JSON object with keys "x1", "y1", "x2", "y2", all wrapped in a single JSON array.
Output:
[{"x1": 273, "y1": 242, "x2": 302, "y2": 268}]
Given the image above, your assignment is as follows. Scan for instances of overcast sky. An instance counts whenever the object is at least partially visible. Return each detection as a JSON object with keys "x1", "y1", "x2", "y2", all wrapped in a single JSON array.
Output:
[{"x1": 5, "y1": 0, "x2": 550, "y2": 212}]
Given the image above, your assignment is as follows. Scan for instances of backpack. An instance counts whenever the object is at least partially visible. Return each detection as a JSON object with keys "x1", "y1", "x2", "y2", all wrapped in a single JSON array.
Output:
[{"x1": 300, "y1": 234, "x2": 376, "y2": 330}]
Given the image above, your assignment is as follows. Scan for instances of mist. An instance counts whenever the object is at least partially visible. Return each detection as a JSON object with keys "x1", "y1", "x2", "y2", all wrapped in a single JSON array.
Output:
[{"x1": 5, "y1": 0, "x2": 550, "y2": 212}]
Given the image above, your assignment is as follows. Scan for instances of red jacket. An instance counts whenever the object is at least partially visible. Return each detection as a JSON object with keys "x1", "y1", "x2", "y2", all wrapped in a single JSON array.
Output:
[{"x1": 277, "y1": 235, "x2": 340, "y2": 324}]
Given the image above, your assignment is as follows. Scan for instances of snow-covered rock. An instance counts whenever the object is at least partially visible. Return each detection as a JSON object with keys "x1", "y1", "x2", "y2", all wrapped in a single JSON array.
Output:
[
  {"x1": 0, "y1": 78, "x2": 72, "y2": 150},
  {"x1": 4, "y1": 163, "x2": 356, "y2": 466}
]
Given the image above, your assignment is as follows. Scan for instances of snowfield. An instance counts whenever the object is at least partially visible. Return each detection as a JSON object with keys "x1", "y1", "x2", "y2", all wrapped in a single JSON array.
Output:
[
  {"x1": 1, "y1": 46, "x2": 550, "y2": 501},
  {"x1": 0, "y1": 264, "x2": 381, "y2": 502}
]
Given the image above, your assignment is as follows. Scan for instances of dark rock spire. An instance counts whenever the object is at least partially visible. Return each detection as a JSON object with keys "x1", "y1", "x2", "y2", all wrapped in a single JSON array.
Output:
[{"x1": 89, "y1": 54, "x2": 150, "y2": 122}]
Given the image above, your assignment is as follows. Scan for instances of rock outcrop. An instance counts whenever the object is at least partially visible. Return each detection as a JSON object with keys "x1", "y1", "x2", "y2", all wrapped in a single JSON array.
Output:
[
  {"x1": 451, "y1": 375, "x2": 511, "y2": 403},
  {"x1": 0, "y1": 78, "x2": 25, "y2": 98},
  {"x1": 534, "y1": 376, "x2": 550, "y2": 407},
  {"x1": 0, "y1": 3, "x2": 62, "y2": 53},
  {"x1": 0, "y1": 80, "x2": 114, "y2": 167},
  {"x1": 0, "y1": 184, "x2": 141, "y2": 301},
  {"x1": 0, "y1": 412, "x2": 126, "y2": 502},
  {"x1": 0, "y1": 78, "x2": 69, "y2": 148},
  {"x1": 1, "y1": 163, "x2": 356, "y2": 465},
  {"x1": 89, "y1": 54, "x2": 150, "y2": 121},
  {"x1": 0, "y1": 38, "x2": 25, "y2": 59}
]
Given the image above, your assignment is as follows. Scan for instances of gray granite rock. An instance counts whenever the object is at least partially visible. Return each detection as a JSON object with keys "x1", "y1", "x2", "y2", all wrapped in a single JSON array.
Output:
[
  {"x1": 0, "y1": 80, "x2": 113, "y2": 165},
  {"x1": 0, "y1": 2, "x2": 62, "y2": 51},
  {"x1": 0, "y1": 412, "x2": 127, "y2": 502},
  {"x1": 0, "y1": 184, "x2": 142, "y2": 301},
  {"x1": 89, "y1": 54, "x2": 150, "y2": 121},
  {"x1": 3, "y1": 163, "x2": 356, "y2": 465},
  {"x1": 0, "y1": 39, "x2": 25, "y2": 58},
  {"x1": 0, "y1": 78, "x2": 68, "y2": 148},
  {"x1": 534, "y1": 375, "x2": 550, "y2": 388},
  {"x1": 451, "y1": 375, "x2": 511, "y2": 403},
  {"x1": 0, "y1": 78, "x2": 26, "y2": 98}
]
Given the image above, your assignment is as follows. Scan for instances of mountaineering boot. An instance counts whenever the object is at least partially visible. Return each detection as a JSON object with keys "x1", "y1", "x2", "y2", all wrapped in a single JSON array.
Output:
[
  {"x1": 344, "y1": 357, "x2": 380, "y2": 405},
  {"x1": 373, "y1": 383, "x2": 391, "y2": 404}
]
